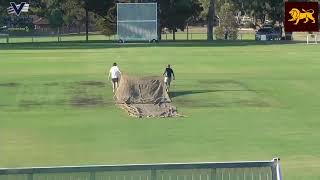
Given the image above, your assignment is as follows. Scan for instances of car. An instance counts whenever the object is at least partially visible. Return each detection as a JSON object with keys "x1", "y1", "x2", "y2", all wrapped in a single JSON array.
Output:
[
  {"x1": 255, "y1": 28, "x2": 280, "y2": 41},
  {"x1": 261, "y1": 24, "x2": 273, "y2": 29},
  {"x1": 0, "y1": 26, "x2": 7, "y2": 31}
]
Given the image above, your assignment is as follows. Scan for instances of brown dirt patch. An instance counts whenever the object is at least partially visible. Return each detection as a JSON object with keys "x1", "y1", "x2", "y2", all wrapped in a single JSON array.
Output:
[
  {"x1": 43, "y1": 82, "x2": 60, "y2": 86},
  {"x1": 77, "y1": 81, "x2": 105, "y2": 87},
  {"x1": 0, "y1": 82, "x2": 19, "y2": 87},
  {"x1": 19, "y1": 100, "x2": 45, "y2": 108},
  {"x1": 70, "y1": 97, "x2": 106, "y2": 107}
]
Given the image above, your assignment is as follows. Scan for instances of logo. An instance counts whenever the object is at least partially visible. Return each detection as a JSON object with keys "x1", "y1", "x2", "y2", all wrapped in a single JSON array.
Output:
[
  {"x1": 288, "y1": 8, "x2": 315, "y2": 25},
  {"x1": 285, "y1": 2, "x2": 318, "y2": 32},
  {"x1": 8, "y1": 26, "x2": 29, "y2": 32},
  {"x1": 7, "y1": 2, "x2": 30, "y2": 16}
]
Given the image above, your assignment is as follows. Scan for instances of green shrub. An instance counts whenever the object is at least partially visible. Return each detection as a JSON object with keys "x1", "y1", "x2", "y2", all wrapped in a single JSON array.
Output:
[
  {"x1": 216, "y1": 2, "x2": 239, "y2": 40},
  {"x1": 243, "y1": 22, "x2": 255, "y2": 29},
  {"x1": 96, "y1": 17, "x2": 116, "y2": 36},
  {"x1": 95, "y1": 5, "x2": 116, "y2": 36},
  {"x1": 214, "y1": 26, "x2": 225, "y2": 40},
  {"x1": 228, "y1": 29, "x2": 238, "y2": 40}
]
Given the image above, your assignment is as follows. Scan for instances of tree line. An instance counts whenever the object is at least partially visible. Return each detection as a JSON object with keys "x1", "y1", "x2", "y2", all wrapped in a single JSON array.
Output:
[{"x1": 0, "y1": 0, "x2": 287, "y2": 41}]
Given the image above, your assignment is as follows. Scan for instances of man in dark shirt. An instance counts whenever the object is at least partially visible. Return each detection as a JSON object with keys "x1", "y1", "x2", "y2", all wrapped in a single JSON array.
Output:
[{"x1": 163, "y1": 64, "x2": 175, "y2": 92}]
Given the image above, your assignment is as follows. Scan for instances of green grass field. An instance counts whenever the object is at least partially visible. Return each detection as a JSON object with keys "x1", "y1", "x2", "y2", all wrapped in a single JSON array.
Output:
[{"x1": 0, "y1": 41, "x2": 320, "y2": 180}]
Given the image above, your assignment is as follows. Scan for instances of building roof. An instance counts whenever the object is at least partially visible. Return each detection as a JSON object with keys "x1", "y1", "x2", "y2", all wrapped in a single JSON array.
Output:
[{"x1": 32, "y1": 16, "x2": 49, "y2": 25}]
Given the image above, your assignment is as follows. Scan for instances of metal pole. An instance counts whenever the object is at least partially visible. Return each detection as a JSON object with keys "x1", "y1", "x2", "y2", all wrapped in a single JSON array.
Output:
[
  {"x1": 85, "y1": 8, "x2": 89, "y2": 42},
  {"x1": 57, "y1": 28, "x2": 60, "y2": 42},
  {"x1": 90, "y1": 171, "x2": 96, "y2": 180},
  {"x1": 27, "y1": 173, "x2": 33, "y2": 180},
  {"x1": 271, "y1": 158, "x2": 279, "y2": 180},
  {"x1": 151, "y1": 169, "x2": 157, "y2": 180},
  {"x1": 187, "y1": 23, "x2": 189, "y2": 40},
  {"x1": 210, "y1": 169, "x2": 216, "y2": 180}
]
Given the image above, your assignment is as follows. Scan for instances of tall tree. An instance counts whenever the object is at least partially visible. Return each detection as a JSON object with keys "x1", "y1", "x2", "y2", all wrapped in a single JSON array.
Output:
[
  {"x1": 265, "y1": 0, "x2": 284, "y2": 24},
  {"x1": 215, "y1": 2, "x2": 238, "y2": 40},
  {"x1": 48, "y1": 7, "x2": 63, "y2": 38},
  {"x1": 45, "y1": 0, "x2": 64, "y2": 31},
  {"x1": 96, "y1": 4, "x2": 116, "y2": 36},
  {"x1": 0, "y1": 1, "x2": 8, "y2": 27},
  {"x1": 61, "y1": 0, "x2": 86, "y2": 34},
  {"x1": 159, "y1": 0, "x2": 202, "y2": 40},
  {"x1": 207, "y1": 0, "x2": 215, "y2": 40},
  {"x1": 79, "y1": 0, "x2": 114, "y2": 42}
]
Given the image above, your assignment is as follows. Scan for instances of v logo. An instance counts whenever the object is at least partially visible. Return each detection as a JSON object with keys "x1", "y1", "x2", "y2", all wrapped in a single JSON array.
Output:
[{"x1": 10, "y1": 2, "x2": 26, "y2": 16}]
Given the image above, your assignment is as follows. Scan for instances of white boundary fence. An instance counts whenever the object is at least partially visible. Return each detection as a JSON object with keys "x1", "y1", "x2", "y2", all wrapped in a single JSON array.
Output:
[{"x1": 0, "y1": 158, "x2": 282, "y2": 180}]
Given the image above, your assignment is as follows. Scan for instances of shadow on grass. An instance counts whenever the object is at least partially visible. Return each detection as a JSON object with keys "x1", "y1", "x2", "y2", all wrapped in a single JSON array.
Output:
[
  {"x1": 0, "y1": 40, "x2": 304, "y2": 50},
  {"x1": 169, "y1": 89, "x2": 257, "y2": 98}
]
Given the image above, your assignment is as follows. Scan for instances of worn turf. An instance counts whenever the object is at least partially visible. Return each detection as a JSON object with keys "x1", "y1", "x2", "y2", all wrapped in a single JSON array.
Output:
[{"x1": 0, "y1": 42, "x2": 319, "y2": 180}]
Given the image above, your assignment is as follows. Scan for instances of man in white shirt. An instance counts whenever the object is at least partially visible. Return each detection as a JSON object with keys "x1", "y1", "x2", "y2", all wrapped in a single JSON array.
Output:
[{"x1": 108, "y1": 62, "x2": 121, "y2": 92}]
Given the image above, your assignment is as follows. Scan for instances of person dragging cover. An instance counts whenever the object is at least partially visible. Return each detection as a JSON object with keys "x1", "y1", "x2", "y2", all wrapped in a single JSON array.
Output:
[
  {"x1": 163, "y1": 64, "x2": 175, "y2": 92},
  {"x1": 108, "y1": 62, "x2": 121, "y2": 93}
]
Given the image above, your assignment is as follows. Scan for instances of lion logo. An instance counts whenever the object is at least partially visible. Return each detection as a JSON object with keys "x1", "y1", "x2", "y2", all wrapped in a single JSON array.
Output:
[{"x1": 288, "y1": 8, "x2": 316, "y2": 25}]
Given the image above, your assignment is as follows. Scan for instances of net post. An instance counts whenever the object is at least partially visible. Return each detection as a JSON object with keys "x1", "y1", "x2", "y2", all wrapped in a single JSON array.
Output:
[
  {"x1": 117, "y1": 3, "x2": 119, "y2": 42},
  {"x1": 271, "y1": 157, "x2": 281, "y2": 180},
  {"x1": 156, "y1": 2, "x2": 158, "y2": 41}
]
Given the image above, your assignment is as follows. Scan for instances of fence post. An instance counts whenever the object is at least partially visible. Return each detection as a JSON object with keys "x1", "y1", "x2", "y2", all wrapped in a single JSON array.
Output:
[
  {"x1": 210, "y1": 169, "x2": 216, "y2": 180},
  {"x1": 187, "y1": 24, "x2": 189, "y2": 40},
  {"x1": 271, "y1": 164, "x2": 277, "y2": 180},
  {"x1": 90, "y1": 171, "x2": 96, "y2": 180},
  {"x1": 6, "y1": 35, "x2": 9, "y2": 43},
  {"x1": 27, "y1": 173, "x2": 33, "y2": 180},
  {"x1": 151, "y1": 169, "x2": 157, "y2": 180},
  {"x1": 271, "y1": 158, "x2": 280, "y2": 180}
]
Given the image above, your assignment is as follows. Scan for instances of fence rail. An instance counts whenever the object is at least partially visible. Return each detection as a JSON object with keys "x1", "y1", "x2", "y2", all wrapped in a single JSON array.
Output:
[
  {"x1": 0, "y1": 32, "x2": 257, "y2": 44},
  {"x1": 0, "y1": 158, "x2": 281, "y2": 180}
]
